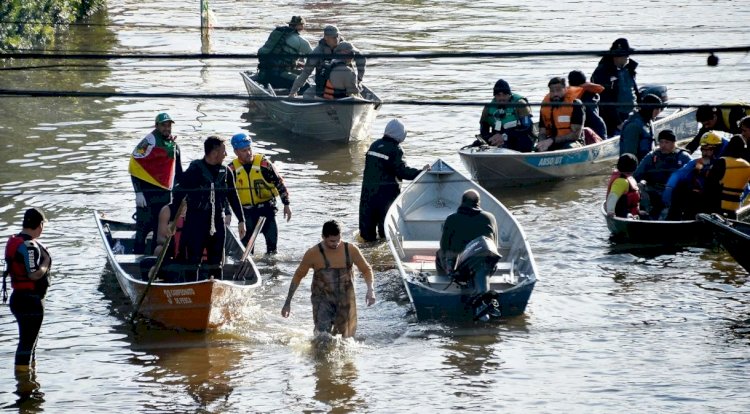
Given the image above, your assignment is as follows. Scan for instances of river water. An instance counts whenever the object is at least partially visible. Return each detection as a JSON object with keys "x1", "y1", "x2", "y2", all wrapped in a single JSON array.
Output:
[{"x1": 1, "y1": 0, "x2": 750, "y2": 412}]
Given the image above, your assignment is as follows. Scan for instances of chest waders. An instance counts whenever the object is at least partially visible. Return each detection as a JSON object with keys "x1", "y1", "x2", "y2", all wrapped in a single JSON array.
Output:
[{"x1": 311, "y1": 242, "x2": 357, "y2": 337}]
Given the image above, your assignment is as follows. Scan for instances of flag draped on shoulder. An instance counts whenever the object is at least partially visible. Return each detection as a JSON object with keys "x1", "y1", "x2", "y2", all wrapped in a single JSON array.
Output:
[{"x1": 128, "y1": 132, "x2": 176, "y2": 190}]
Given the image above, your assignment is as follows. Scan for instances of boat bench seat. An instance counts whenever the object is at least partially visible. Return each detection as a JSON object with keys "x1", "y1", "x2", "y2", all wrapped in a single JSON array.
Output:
[
  {"x1": 403, "y1": 257, "x2": 514, "y2": 275},
  {"x1": 110, "y1": 230, "x2": 137, "y2": 241},
  {"x1": 114, "y1": 254, "x2": 150, "y2": 265}
]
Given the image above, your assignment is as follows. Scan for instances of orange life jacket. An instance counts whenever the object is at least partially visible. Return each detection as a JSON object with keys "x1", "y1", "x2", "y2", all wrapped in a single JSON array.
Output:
[
  {"x1": 540, "y1": 86, "x2": 587, "y2": 137},
  {"x1": 606, "y1": 170, "x2": 641, "y2": 217},
  {"x1": 323, "y1": 61, "x2": 349, "y2": 100}
]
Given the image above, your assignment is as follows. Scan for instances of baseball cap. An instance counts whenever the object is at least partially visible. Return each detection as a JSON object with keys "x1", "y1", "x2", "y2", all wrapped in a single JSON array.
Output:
[{"x1": 155, "y1": 112, "x2": 174, "y2": 124}]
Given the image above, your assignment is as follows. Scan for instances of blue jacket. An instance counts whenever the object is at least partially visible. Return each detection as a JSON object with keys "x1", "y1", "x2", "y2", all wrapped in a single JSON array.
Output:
[{"x1": 633, "y1": 148, "x2": 691, "y2": 189}]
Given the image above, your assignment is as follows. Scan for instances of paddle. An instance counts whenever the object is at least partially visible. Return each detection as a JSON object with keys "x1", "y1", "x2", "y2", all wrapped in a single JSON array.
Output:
[
  {"x1": 130, "y1": 200, "x2": 186, "y2": 326},
  {"x1": 233, "y1": 216, "x2": 266, "y2": 281}
]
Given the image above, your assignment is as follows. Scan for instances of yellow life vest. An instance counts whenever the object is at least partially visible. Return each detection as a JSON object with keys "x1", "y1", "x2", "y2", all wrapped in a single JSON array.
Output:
[
  {"x1": 719, "y1": 101, "x2": 750, "y2": 130},
  {"x1": 719, "y1": 156, "x2": 750, "y2": 212},
  {"x1": 231, "y1": 155, "x2": 279, "y2": 206}
]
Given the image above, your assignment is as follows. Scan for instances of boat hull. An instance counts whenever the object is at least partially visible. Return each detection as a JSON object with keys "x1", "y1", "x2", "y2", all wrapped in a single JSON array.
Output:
[
  {"x1": 460, "y1": 108, "x2": 697, "y2": 188},
  {"x1": 241, "y1": 71, "x2": 381, "y2": 143},
  {"x1": 698, "y1": 213, "x2": 750, "y2": 273},
  {"x1": 94, "y1": 212, "x2": 260, "y2": 330},
  {"x1": 385, "y1": 159, "x2": 538, "y2": 322}
]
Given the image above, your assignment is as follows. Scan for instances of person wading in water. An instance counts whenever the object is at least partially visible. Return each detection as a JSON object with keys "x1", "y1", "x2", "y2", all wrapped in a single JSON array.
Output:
[{"x1": 281, "y1": 220, "x2": 375, "y2": 338}]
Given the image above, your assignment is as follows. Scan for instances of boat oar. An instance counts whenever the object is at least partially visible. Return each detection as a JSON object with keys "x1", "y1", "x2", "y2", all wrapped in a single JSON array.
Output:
[
  {"x1": 233, "y1": 216, "x2": 266, "y2": 280},
  {"x1": 130, "y1": 201, "x2": 187, "y2": 326}
]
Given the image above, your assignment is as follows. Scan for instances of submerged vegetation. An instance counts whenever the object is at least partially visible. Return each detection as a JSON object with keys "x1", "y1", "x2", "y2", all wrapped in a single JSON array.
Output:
[{"x1": 0, "y1": 0, "x2": 106, "y2": 50}]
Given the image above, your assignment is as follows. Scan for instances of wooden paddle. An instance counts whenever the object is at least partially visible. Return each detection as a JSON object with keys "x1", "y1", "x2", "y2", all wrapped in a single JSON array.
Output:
[
  {"x1": 233, "y1": 216, "x2": 266, "y2": 281},
  {"x1": 130, "y1": 200, "x2": 186, "y2": 325}
]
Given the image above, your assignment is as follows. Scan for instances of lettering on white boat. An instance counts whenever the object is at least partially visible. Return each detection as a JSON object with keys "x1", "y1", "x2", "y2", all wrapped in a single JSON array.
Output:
[
  {"x1": 163, "y1": 288, "x2": 195, "y2": 305},
  {"x1": 537, "y1": 156, "x2": 563, "y2": 166}
]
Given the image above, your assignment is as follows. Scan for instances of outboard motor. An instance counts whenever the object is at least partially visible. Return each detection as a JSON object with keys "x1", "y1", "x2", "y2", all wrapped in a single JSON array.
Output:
[
  {"x1": 639, "y1": 85, "x2": 668, "y2": 105},
  {"x1": 452, "y1": 236, "x2": 503, "y2": 321}
]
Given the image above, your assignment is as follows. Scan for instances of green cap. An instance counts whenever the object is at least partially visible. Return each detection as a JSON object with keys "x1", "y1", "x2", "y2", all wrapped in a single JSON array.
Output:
[{"x1": 155, "y1": 112, "x2": 174, "y2": 124}]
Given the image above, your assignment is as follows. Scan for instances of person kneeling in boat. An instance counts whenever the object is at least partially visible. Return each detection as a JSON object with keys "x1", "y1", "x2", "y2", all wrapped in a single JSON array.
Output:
[
  {"x1": 288, "y1": 25, "x2": 366, "y2": 99},
  {"x1": 707, "y1": 136, "x2": 750, "y2": 219},
  {"x1": 169, "y1": 136, "x2": 246, "y2": 281},
  {"x1": 436, "y1": 190, "x2": 498, "y2": 276},
  {"x1": 606, "y1": 153, "x2": 644, "y2": 219},
  {"x1": 685, "y1": 103, "x2": 750, "y2": 154},
  {"x1": 536, "y1": 77, "x2": 585, "y2": 152},
  {"x1": 320, "y1": 42, "x2": 362, "y2": 100},
  {"x1": 619, "y1": 94, "x2": 664, "y2": 162},
  {"x1": 475, "y1": 79, "x2": 535, "y2": 152},
  {"x1": 281, "y1": 220, "x2": 375, "y2": 338},
  {"x1": 568, "y1": 70, "x2": 608, "y2": 139},
  {"x1": 661, "y1": 132, "x2": 724, "y2": 220}
]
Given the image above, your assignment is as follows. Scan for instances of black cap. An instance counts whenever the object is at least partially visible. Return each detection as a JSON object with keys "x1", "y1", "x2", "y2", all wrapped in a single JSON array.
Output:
[
  {"x1": 22, "y1": 207, "x2": 47, "y2": 229},
  {"x1": 568, "y1": 70, "x2": 586, "y2": 87},
  {"x1": 617, "y1": 153, "x2": 638, "y2": 173},
  {"x1": 493, "y1": 79, "x2": 511, "y2": 95},
  {"x1": 640, "y1": 93, "x2": 663, "y2": 109},
  {"x1": 657, "y1": 129, "x2": 676, "y2": 142},
  {"x1": 609, "y1": 38, "x2": 634, "y2": 57}
]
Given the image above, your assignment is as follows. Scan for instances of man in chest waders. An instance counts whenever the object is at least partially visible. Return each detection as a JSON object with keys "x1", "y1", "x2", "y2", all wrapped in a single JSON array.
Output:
[{"x1": 281, "y1": 220, "x2": 375, "y2": 338}]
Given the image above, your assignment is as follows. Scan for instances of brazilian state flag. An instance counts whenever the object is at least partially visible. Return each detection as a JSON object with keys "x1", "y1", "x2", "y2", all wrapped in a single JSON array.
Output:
[{"x1": 128, "y1": 133, "x2": 176, "y2": 190}]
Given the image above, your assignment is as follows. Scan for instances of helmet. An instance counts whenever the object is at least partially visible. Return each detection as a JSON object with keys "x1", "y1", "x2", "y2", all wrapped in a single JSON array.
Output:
[{"x1": 699, "y1": 131, "x2": 722, "y2": 147}]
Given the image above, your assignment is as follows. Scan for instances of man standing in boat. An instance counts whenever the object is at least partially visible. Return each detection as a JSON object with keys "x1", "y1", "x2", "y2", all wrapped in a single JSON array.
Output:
[
  {"x1": 358, "y1": 119, "x2": 430, "y2": 242},
  {"x1": 129, "y1": 112, "x2": 183, "y2": 254},
  {"x1": 476, "y1": 79, "x2": 535, "y2": 152},
  {"x1": 633, "y1": 129, "x2": 691, "y2": 218},
  {"x1": 536, "y1": 77, "x2": 585, "y2": 152},
  {"x1": 168, "y1": 136, "x2": 246, "y2": 281},
  {"x1": 288, "y1": 25, "x2": 366, "y2": 98},
  {"x1": 281, "y1": 220, "x2": 375, "y2": 338},
  {"x1": 436, "y1": 190, "x2": 498, "y2": 276},
  {"x1": 228, "y1": 133, "x2": 291, "y2": 255},
  {"x1": 619, "y1": 93, "x2": 663, "y2": 161},
  {"x1": 256, "y1": 16, "x2": 313, "y2": 90},
  {"x1": 592, "y1": 38, "x2": 640, "y2": 137}
]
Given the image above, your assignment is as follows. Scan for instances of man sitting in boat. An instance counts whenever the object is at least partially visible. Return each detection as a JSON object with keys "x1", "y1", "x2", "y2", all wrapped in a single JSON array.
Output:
[
  {"x1": 537, "y1": 77, "x2": 585, "y2": 152},
  {"x1": 321, "y1": 42, "x2": 362, "y2": 100},
  {"x1": 662, "y1": 132, "x2": 724, "y2": 220},
  {"x1": 256, "y1": 16, "x2": 313, "y2": 90},
  {"x1": 288, "y1": 25, "x2": 366, "y2": 99},
  {"x1": 707, "y1": 136, "x2": 750, "y2": 219},
  {"x1": 685, "y1": 103, "x2": 750, "y2": 154},
  {"x1": 619, "y1": 94, "x2": 664, "y2": 161},
  {"x1": 435, "y1": 190, "x2": 498, "y2": 276},
  {"x1": 605, "y1": 153, "x2": 642, "y2": 219},
  {"x1": 168, "y1": 136, "x2": 246, "y2": 281},
  {"x1": 739, "y1": 116, "x2": 750, "y2": 162},
  {"x1": 476, "y1": 79, "x2": 535, "y2": 152},
  {"x1": 568, "y1": 70, "x2": 607, "y2": 139},
  {"x1": 633, "y1": 129, "x2": 691, "y2": 219}
]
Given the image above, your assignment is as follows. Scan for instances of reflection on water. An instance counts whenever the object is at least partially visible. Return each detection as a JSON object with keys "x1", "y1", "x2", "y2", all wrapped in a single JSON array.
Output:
[{"x1": 7, "y1": 368, "x2": 45, "y2": 411}]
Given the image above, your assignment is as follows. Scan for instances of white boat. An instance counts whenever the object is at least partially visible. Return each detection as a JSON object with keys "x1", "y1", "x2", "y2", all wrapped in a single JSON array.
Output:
[
  {"x1": 384, "y1": 159, "x2": 537, "y2": 322},
  {"x1": 459, "y1": 107, "x2": 697, "y2": 188},
  {"x1": 240, "y1": 71, "x2": 381, "y2": 143}
]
